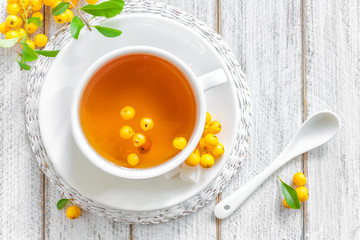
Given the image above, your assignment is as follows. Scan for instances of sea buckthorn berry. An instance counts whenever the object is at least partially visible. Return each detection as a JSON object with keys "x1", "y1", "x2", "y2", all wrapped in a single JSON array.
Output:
[
  {"x1": 173, "y1": 137, "x2": 187, "y2": 150},
  {"x1": 24, "y1": 39, "x2": 35, "y2": 49},
  {"x1": 0, "y1": 23, "x2": 10, "y2": 34},
  {"x1": 199, "y1": 137, "x2": 211, "y2": 151},
  {"x1": 66, "y1": 206, "x2": 81, "y2": 219},
  {"x1": 34, "y1": 34, "x2": 47, "y2": 47},
  {"x1": 127, "y1": 153, "x2": 139, "y2": 166},
  {"x1": 7, "y1": 3, "x2": 20, "y2": 15},
  {"x1": 65, "y1": 9, "x2": 73, "y2": 22},
  {"x1": 54, "y1": 13, "x2": 68, "y2": 24},
  {"x1": 185, "y1": 149, "x2": 200, "y2": 167},
  {"x1": 32, "y1": 12, "x2": 44, "y2": 21},
  {"x1": 204, "y1": 134, "x2": 219, "y2": 148},
  {"x1": 140, "y1": 118, "x2": 154, "y2": 131},
  {"x1": 205, "y1": 112, "x2": 211, "y2": 125},
  {"x1": 65, "y1": 0, "x2": 77, "y2": 8},
  {"x1": 5, "y1": 30, "x2": 19, "y2": 39},
  {"x1": 212, "y1": 143, "x2": 225, "y2": 157},
  {"x1": 138, "y1": 139, "x2": 152, "y2": 153},
  {"x1": 16, "y1": 28, "x2": 26, "y2": 38},
  {"x1": 132, "y1": 133, "x2": 146, "y2": 147},
  {"x1": 51, "y1": 0, "x2": 62, "y2": 8},
  {"x1": 43, "y1": 0, "x2": 55, "y2": 6},
  {"x1": 86, "y1": 0, "x2": 98, "y2": 4},
  {"x1": 293, "y1": 172, "x2": 307, "y2": 187},
  {"x1": 120, "y1": 106, "x2": 135, "y2": 120},
  {"x1": 283, "y1": 199, "x2": 291, "y2": 208},
  {"x1": 6, "y1": 15, "x2": 20, "y2": 28},
  {"x1": 295, "y1": 186, "x2": 309, "y2": 202},
  {"x1": 119, "y1": 125, "x2": 134, "y2": 140},
  {"x1": 208, "y1": 121, "x2": 222, "y2": 134},
  {"x1": 200, "y1": 153, "x2": 214, "y2": 168},
  {"x1": 18, "y1": 0, "x2": 30, "y2": 9},
  {"x1": 25, "y1": 23, "x2": 38, "y2": 34},
  {"x1": 30, "y1": 0, "x2": 43, "y2": 11}
]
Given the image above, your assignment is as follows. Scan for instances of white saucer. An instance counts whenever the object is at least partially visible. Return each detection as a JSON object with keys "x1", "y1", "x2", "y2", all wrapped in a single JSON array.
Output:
[{"x1": 38, "y1": 14, "x2": 239, "y2": 212}]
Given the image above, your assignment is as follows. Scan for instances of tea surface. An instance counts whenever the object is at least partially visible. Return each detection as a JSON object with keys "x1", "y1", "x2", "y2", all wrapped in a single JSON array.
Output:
[{"x1": 79, "y1": 53, "x2": 197, "y2": 168}]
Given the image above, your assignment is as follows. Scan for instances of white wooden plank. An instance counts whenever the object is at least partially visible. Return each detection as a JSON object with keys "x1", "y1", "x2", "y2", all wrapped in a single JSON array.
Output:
[
  {"x1": 304, "y1": 1, "x2": 360, "y2": 239},
  {"x1": 220, "y1": 0, "x2": 304, "y2": 239},
  {"x1": 0, "y1": 3, "x2": 42, "y2": 239},
  {"x1": 132, "y1": 0, "x2": 217, "y2": 239}
]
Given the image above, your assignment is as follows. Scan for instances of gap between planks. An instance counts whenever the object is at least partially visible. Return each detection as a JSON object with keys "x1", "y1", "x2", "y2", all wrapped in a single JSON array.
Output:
[{"x1": 300, "y1": 0, "x2": 307, "y2": 239}]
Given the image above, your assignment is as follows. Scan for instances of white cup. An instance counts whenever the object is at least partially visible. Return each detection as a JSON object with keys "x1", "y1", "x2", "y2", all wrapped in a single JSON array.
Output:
[{"x1": 71, "y1": 46, "x2": 227, "y2": 179}]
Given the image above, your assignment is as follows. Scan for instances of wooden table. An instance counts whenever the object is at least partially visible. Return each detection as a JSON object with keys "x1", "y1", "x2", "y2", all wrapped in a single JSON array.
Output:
[{"x1": 1, "y1": 0, "x2": 359, "y2": 239}]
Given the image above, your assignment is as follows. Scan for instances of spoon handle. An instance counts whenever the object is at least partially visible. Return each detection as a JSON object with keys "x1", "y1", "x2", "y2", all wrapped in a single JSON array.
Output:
[{"x1": 214, "y1": 153, "x2": 289, "y2": 219}]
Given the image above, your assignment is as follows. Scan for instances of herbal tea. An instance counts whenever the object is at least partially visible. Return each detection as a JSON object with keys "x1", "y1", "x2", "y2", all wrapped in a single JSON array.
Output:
[{"x1": 79, "y1": 53, "x2": 197, "y2": 168}]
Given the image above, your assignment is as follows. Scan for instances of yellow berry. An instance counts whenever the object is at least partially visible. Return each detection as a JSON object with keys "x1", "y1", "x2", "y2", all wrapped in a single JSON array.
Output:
[
  {"x1": 212, "y1": 143, "x2": 224, "y2": 157},
  {"x1": 132, "y1": 133, "x2": 146, "y2": 147},
  {"x1": 6, "y1": 15, "x2": 20, "y2": 28},
  {"x1": 64, "y1": 0, "x2": 76, "y2": 8},
  {"x1": 119, "y1": 125, "x2": 134, "y2": 140},
  {"x1": 283, "y1": 199, "x2": 291, "y2": 208},
  {"x1": 208, "y1": 121, "x2": 222, "y2": 134},
  {"x1": 25, "y1": 22, "x2": 38, "y2": 34},
  {"x1": 185, "y1": 149, "x2": 200, "y2": 167},
  {"x1": 140, "y1": 118, "x2": 154, "y2": 131},
  {"x1": 34, "y1": 34, "x2": 47, "y2": 47},
  {"x1": 18, "y1": 0, "x2": 30, "y2": 9},
  {"x1": 138, "y1": 139, "x2": 152, "y2": 153},
  {"x1": 120, "y1": 106, "x2": 135, "y2": 120},
  {"x1": 43, "y1": 0, "x2": 55, "y2": 6},
  {"x1": 127, "y1": 153, "x2": 139, "y2": 166},
  {"x1": 8, "y1": 0, "x2": 18, "y2": 3},
  {"x1": 19, "y1": 8, "x2": 31, "y2": 19},
  {"x1": 295, "y1": 186, "x2": 309, "y2": 202},
  {"x1": 200, "y1": 153, "x2": 214, "y2": 168},
  {"x1": 25, "y1": 39, "x2": 35, "y2": 49},
  {"x1": 0, "y1": 23, "x2": 10, "y2": 34},
  {"x1": 204, "y1": 134, "x2": 219, "y2": 147},
  {"x1": 65, "y1": 9, "x2": 73, "y2": 22},
  {"x1": 66, "y1": 206, "x2": 81, "y2": 219},
  {"x1": 293, "y1": 172, "x2": 307, "y2": 187},
  {"x1": 86, "y1": 0, "x2": 98, "y2": 4},
  {"x1": 32, "y1": 12, "x2": 44, "y2": 21},
  {"x1": 199, "y1": 137, "x2": 211, "y2": 151},
  {"x1": 205, "y1": 112, "x2": 211, "y2": 125},
  {"x1": 7, "y1": 3, "x2": 20, "y2": 15},
  {"x1": 16, "y1": 28, "x2": 26, "y2": 37},
  {"x1": 30, "y1": 0, "x2": 43, "y2": 11},
  {"x1": 54, "y1": 13, "x2": 68, "y2": 24},
  {"x1": 173, "y1": 137, "x2": 187, "y2": 150},
  {"x1": 51, "y1": 0, "x2": 62, "y2": 8},
  {"x1": 5, "y1": 30, "x2": 19, "y2": 39}
]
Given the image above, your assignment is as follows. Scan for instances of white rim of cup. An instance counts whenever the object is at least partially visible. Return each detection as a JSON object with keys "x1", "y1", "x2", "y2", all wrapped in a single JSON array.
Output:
[{"x1": 71, "y1": 46, "x2": 206, "y2": 179}]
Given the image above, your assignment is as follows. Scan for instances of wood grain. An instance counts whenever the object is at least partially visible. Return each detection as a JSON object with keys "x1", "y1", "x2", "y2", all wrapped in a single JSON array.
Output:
[
  {"x1": 132, "y1": 0, "x2": 217, "y2": 239},
  {"x1": 220, "y1": 0, "x2": 304, "y2": 239},
  {"x1": 304, "y1": 0, "x2": 360, "y2": 239}
]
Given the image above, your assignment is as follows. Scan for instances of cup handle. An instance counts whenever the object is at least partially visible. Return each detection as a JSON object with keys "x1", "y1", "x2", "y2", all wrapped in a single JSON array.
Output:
[{"x1": 197, "y1": 68, "x2": 227, "y2": 92}]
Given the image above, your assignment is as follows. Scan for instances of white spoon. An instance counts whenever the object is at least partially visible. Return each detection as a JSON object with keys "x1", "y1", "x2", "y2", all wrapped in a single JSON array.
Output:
[{"x1": 214, "y1": 111, "x2": 340, "y2": 219}]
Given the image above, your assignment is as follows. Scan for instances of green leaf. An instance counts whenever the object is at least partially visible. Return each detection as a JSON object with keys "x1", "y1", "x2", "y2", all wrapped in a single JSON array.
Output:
[
  {"x1": 35, "y1": 50, "x2": 60, "y2": 57},
  {"x1": 21, "y1": 42, "x2": 38, "y2": 62},
  {"x1": 278, "y1": 177, "x2": 301, "y2": 209},
  {"x1": 80, "y1": 0, "x2": 123, "y2": 18},
  {"x1": 110, "y1": 0, "x2": 125, "y2": 6},
  {"x1": 70, "y1": 16, "x2": 85, "y2": 40},
  {"x1": 28, "y1": 17, "x2": 42, "y2": 27},
  {"x1": 52, "y1": 2, "x2": 69, "y2": 16},
  {"x1": 17, "y1": 60, "x2": 31, "y2": 70},
  {"x1": 57, "y1": 199, "x2": 70, "y2": 210},
  {"x1": 0, "y1": 37, "x2": 22, "y2": 48},
  {"x1": 93, "y1": 26, "x2": 122, "y2": 38}
]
